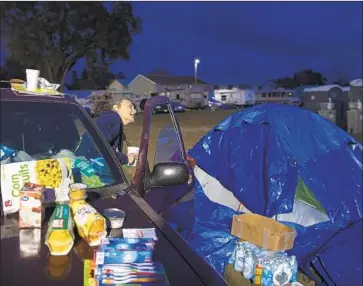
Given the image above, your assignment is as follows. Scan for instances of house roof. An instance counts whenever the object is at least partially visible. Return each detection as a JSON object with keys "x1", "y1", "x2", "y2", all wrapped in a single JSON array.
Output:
[
  {"x1": 293, "y1": 85, "x2": 318, "y2": 99},
  {"x1": 213, "y1": 84, "x2": 252, "y2": 89},
  {"x1": 350, "y1": 79, "x2": 362, "y2": 87},
  {"x1": 304, "y1": 85, "x2": 343, "y2": 92},
  {"x1": 113, "y1": 78, "x2": 130, "y2": 87},
  {"x1": 144, "y1": 73, "x2": 207, "y2": 85},
  {"x1": 342, "y1": 86, "x2": 350, "y2": 92},
  {"x1": 64, "y1": 89, "x2": 95, "y2": 99}
]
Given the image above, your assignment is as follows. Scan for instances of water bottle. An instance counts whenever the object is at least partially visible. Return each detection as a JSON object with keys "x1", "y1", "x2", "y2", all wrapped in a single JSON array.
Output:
[
  {"x1": 242, "y1": 249, "x2": 255, "y2": 279},
  {"x1": 233, "y1": 243, "x2": 245, "y2": 272},
  {"x1": 289, "y1": 256, "x2": 298, "y2": 282}
]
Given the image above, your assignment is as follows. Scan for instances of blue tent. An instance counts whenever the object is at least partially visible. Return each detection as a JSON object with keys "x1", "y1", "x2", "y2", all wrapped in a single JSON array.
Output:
[{"x1": 166, "y1": 104, "x2": 362, "y2": 285}]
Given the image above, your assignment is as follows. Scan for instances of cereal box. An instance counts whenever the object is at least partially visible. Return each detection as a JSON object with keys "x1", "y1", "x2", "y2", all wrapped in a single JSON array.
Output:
[
  {"x1": 1, "y1": 158, "x2": 72, "y2": 215},
  {"x1": 19, "y1": 183, "x2": 45, "y2": 228}
]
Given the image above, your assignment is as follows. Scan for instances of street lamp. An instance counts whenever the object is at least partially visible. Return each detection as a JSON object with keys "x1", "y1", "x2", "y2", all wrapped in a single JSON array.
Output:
[{"x1": 194, "y1": 58, "x2": 200, "y2": 84}]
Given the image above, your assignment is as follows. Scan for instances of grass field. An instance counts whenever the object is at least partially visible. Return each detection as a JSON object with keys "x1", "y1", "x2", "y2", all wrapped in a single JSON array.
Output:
[
  {"x1": 122, "y1": 109, "x2": 236, "y2": 179},
  {"x1": 122, "y1": 108, "x2": 362, "y2": 180}
]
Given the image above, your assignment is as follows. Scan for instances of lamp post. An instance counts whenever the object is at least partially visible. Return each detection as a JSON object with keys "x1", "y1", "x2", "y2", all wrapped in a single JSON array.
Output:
[{"x1": 194, "y1": 58, "x2": 200, "y2": 84}]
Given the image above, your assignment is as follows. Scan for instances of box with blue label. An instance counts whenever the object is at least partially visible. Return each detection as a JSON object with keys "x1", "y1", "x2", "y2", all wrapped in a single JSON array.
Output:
[
  {"x1": 95, "y1": 248, "x2": 153, "y2": 264},
  {"x1": 84, "y1": 259, "x2": 170, "y2": 286},
  {"x1": 100, "y1": 237, "x2": 155, "y2": 250}
]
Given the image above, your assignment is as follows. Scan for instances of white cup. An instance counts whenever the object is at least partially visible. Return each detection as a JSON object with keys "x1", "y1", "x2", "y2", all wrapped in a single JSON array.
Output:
[
  {"x1": 127, "y1": 146, "x2": 139, "y2": 167},
  {"x1": 26, "y1": 69, "x2": 40, "y2": 91}
]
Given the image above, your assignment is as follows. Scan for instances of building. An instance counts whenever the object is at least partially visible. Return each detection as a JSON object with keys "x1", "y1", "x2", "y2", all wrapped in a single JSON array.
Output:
[
  {"x1": 349, "y1": 79, "x2": 363, "y2": 103},
  {"x1": 213, "y1": 88, "x2": 256, "y2": 106},
  {"x1": 213, "y1": 84, "x2": 252, "y2": 90},
  {"x1": 255, "y1": 87, "x2": 293, "y2": 104},
  {"x1": 107, "y1": 78, "x2": 129, "y2": 91},
  {"x1": 303, "y1": 85, "x2": 347, "y2": 113},
  {"x1": 127, "y1": 73, "x2": 211, "y2": 109},
  {"x1": 303, "y1": 85, "x2": 349, "y2": 130}
]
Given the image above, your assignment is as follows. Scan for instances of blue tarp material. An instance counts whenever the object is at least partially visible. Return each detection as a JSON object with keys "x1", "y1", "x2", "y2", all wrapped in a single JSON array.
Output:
[{"x1": 167, "y1": 104, "x2": 362, "y2": 284}]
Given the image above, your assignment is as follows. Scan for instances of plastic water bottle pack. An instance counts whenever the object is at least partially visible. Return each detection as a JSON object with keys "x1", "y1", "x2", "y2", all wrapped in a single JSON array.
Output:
[{"x1": 229, "y1": 241, "x2": 298, "y2": 285}]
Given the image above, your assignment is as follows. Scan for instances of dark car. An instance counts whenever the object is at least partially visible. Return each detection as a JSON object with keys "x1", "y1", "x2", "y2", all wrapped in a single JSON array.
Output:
[
  {"x1": 153, "y1": 101, "x2": 186, "y2": 114},
  {"x1": 0, "y1": 84, "x2": 227, "y2": 286}
]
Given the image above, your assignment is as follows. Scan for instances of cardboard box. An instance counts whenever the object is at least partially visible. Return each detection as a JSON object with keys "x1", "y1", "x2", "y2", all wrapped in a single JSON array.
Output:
[
  {"x1": 231, "y1": 213, "x2": 296, "y2": 252},
  {"x1": 19, "y1": 183, "x2": 45, "y2": 228}
]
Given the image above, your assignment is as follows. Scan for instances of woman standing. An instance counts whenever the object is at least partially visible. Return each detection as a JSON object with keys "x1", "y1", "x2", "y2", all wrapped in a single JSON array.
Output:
[{"x1": 96, "y1": 99, "x2": 137, "y2": 165}]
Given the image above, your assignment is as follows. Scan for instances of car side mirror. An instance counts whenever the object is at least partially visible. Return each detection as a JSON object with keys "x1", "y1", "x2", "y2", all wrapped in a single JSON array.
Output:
[{"x1": 147, "y1": 162, "x2": 189, "y2": 188}]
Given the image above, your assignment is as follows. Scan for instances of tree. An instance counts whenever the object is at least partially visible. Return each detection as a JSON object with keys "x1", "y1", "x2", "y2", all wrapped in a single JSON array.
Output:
[
  {"x1": 293, "y1": 69, "x2": 326, "y2": 86},
  {"x1": 332, "y1": 76, "x2": 350, "y2": 87},
  {"x1": 0, "y1": 2, "x2": 141, "y2": 90},
  {"x1": 272, "y1": 76, "x2": 297, "y2": 89},
  {"x1": 0, "y1": 58, "x2": 26, "y2": 80},
  {"x1": 272, "y1": 69, "x2": 327, "y2": 89},
  {"x1": 66, "y1": 62, "x2": 125, "y2": 90}
]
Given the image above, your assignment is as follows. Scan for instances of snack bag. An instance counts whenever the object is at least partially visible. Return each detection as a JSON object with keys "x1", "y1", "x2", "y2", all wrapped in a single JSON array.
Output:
[
  {"x1": 71, "y1": 200, "x2": 106, "y2": 246},
  {"x1": 19, "y1": 183, "x2": 44, "y2": 228},
  {"x1": 0, "y1": 144, "x2": 16, "y2": 161},
  {"x1": 45, "y1": 204, "x2": 75, "y2": 256}
]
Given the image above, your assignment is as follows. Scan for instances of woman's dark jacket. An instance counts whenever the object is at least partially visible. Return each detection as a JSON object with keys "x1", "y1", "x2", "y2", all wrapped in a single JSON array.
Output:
[{"x1": 96, "y1": 111, "x2": 128, "y2": 165}]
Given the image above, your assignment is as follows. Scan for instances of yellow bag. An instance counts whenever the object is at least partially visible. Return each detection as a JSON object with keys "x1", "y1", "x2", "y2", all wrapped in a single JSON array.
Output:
[
  {"x1": 45, "y1": 204, "x2": 75, "y2": 256},
  {"x1": 71, "y1": 200, "x2": 106, "y2": 246}
]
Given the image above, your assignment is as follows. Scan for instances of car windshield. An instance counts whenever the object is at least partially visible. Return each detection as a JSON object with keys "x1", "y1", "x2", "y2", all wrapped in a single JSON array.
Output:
[{"x1": 0, "y1": 100, "x2": 124, "y2": 191}]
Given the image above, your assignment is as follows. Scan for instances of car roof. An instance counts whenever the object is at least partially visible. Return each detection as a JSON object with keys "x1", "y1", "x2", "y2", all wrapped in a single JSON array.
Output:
[{"x1": 0, "y1": 86, "x2": 76, "y2": 104}]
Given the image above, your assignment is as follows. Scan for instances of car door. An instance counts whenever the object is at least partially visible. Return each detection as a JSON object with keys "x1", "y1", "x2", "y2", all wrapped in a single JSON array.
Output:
[{"x1": 132, "y1": 96, "x2": 195, "y2": 214}]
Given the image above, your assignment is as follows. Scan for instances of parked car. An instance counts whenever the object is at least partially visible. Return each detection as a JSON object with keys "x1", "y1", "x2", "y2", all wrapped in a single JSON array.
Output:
[
  {"x1": 0, "y1": 84, "x2": 227, "y2": 286},
  {"x1": 288, "y1": 97, "x2": 303, "y2": 107},
  {"x1": 153, "y1": 101, "x2": 186, "y2": 114}
]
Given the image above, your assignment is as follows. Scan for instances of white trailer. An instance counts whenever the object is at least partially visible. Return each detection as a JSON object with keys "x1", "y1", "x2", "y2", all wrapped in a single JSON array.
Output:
[
  {"x1": 168, "y1": 87, "x2": 206, "y2": 109},
  {"x1": 214, "y1": 88, "x2": 256, "y2": 107}
]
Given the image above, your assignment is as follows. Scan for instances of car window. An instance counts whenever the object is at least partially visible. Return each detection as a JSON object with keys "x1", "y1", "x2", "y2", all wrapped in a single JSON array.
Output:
[
  {"x1": 150, "y1": 112, "x2": 183, "y2": 170},
  {"x1": 0, "y1": 100, "x2": 124, "y2": 190},
  {"x1": 153, "y1": 123, "x2": 183, "y2": 166}
]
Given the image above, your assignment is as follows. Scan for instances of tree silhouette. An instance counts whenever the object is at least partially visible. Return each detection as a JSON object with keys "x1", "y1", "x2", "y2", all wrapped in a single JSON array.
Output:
[
  {"x1": 0, "y1": 2, "x2": 141, "y2": 90},
  {"x1": 0, "y1": 58, "x2": 26, "y2": 80},
  {"x1": 273, "y1": 69, "x2": 327, "y2": 89}
]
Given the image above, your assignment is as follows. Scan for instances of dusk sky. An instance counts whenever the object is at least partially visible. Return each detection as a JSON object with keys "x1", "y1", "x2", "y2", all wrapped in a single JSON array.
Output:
[
  {"x1": 114, "y1": 1, "x2": 362, "y2": 85},
  {"x1": 1, "y1": 2, "x2": 362, "y2": 85}
]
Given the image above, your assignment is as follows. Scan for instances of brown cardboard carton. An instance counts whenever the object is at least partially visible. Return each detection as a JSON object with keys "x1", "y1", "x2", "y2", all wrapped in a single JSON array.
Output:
[
  {"x1": 19, "y1": 183, "x2": 45, "y2": 228},
  {"x1": 231, "y1": 213, "x2": 296, "y2": 252}
]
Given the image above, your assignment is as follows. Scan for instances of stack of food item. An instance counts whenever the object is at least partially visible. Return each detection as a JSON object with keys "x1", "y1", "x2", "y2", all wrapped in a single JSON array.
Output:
[
  {"x1": 229, "y1": 213, "x2": 299, "y2": 286},
  {"x1": 1, "y1": 144, "x2": 108, "y2": 216},
  {"x1": 45, "y1": 182, "x2": 108, "y2": 256},
  {"x1": 16, "y1": 182, "x2": 106, "y2": 257},
  {"x1": 15, "y1": 181, "x2": 169, "y2": 285},
  {"x1": 84, "y1": 229, "x2": 169, "y2": 285}
]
